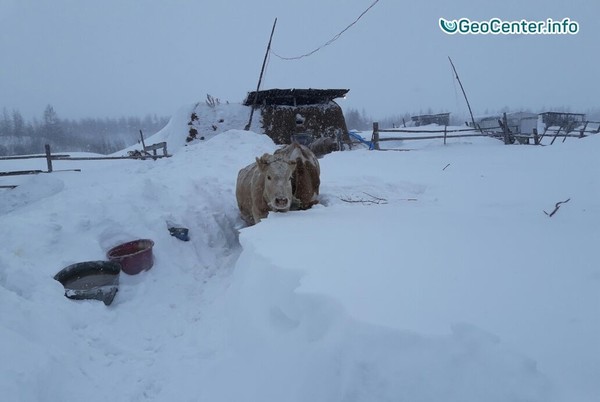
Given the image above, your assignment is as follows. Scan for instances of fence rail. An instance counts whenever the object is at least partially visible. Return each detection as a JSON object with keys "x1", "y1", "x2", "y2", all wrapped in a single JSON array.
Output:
[
  {"x1": 377, "y1": 126, "x2": 493, "y2": 134},
  {"x1": 0, "y1": 153, "x2": 70, "y2": 161}
]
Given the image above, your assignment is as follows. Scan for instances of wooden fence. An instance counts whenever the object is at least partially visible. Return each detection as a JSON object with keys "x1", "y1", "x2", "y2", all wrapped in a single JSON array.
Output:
[
  {"x1": 0, "y1": 142, "x2": 170, "y2": 185},
  {"x1": 370, "y1": 122, "x2": 500, "y2": 150},
  {"x1": 370, "y1": 114, "x2": 600, "y2": 150}
]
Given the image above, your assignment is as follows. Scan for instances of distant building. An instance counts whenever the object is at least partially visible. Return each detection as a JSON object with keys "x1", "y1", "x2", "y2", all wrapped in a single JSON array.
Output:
[
  {"x1": 475, "y1": 112, "x2": 537, "y2": 133},
  {"x1": 476, "y1": 115, "x2": 501, "y2": 131},
  {"x1": 538, "y1": 112, "x2": 585, "y2": 130},
  {"x1": 508, "y1": 112, "x2": 538, "y2": 133},
  {"x1": 410, "y1": 113, "x2": 450, "y2": 127}
]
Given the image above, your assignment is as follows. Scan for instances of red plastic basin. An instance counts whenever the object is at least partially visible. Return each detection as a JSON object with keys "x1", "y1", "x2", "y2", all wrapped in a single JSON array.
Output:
[{"x1": 106, "y1": 239, "x2": 154, "y2": 275}]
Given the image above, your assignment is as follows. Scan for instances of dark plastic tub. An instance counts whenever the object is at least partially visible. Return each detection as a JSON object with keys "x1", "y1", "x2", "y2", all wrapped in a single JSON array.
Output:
[
  {"x1": 106, "y1": 239, "x2": 154, "y2": 275},
  {"x1": 54, "y1": 261, "x2": 120, "y2": 306}
]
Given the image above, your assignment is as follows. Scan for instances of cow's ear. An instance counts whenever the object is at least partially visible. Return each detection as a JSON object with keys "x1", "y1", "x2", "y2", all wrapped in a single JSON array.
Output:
[{"x1": 257, "y1": 155, "x2": 269, "y2": 171}]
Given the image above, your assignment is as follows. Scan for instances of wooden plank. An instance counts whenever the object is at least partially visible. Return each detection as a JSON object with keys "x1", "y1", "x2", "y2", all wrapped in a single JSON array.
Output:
[
  {"x1": 377, "y1": 133, "x2": 491, "y2": 141},
  {"x1": 0, "y1": 170, "x2": 43, "y2": 177},
  {"x1": 538, "y1": 126, "x2": 549, "y2": 143},
  {"x1": 561, "y1": 131, "x2": 569, "y2": 142},
  {"x1": 144, "y1": 142, "x2": 166, "y2": 151},
  {"x1": 48, "y1": 169, "x2": 81, "y2": 173},
  {"x1": 578, "y1": 122, "x2": 589, "y2": 139},
  {"x1": 53, "y1": 156, "x2": 139, "y2": 161},
  {"x1": 377, "y1": 126, "x2": 499, "y2": 134},
  {"x1": 139, "y1": 130, "x2": 147, "y2": 151},
  {"x1": 0, "y1": 154, "x2": 70, "y2": 160},
  {"x1": 550, "y1": 127, "x2": 562, "y2": 145},
  {"x1": 53, "y1": 154, "x2": 171, "y2": 161}
]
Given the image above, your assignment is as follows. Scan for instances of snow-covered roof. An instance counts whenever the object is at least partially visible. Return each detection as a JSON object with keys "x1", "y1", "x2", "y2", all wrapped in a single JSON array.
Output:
[{"x1": 243, "y1": 88, "x2": 349, "y2": 106}]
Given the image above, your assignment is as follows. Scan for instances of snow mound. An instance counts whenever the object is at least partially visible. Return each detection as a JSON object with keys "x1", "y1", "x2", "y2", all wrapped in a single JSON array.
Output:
[{"x1": 123, "y1": 101, "x2": 261, "y2": 155}]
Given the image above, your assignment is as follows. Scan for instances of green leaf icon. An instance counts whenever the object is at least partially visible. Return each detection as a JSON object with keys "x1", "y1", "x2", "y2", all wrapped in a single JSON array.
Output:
[{"x1": 439, "y1": 18, "x2": 458, "y2": 34}]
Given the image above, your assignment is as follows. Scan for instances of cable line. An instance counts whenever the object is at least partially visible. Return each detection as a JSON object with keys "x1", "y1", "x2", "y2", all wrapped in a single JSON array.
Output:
[{"x1": 271, "y1": 0, "x2": 379, "y2": 61}]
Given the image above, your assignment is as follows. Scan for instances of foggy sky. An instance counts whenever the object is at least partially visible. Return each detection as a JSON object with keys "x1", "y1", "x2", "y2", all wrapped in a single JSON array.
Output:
[{"x1": 0, "y1": 0, "x2": 597, "y2": 120}]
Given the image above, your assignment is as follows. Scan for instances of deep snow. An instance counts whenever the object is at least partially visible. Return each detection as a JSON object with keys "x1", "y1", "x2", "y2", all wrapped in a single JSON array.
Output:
[{"x1": 1, "y1": 109, "x2": 598, "y2": 402}]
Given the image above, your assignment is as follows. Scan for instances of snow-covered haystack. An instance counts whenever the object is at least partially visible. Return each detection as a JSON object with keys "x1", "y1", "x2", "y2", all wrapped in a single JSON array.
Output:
[
  {"x1": 129, "y1": 99, "x2": 260, "y2": 155},
  {"x1": 1, "y1": 125, "x2": 598, "y2": 401}
]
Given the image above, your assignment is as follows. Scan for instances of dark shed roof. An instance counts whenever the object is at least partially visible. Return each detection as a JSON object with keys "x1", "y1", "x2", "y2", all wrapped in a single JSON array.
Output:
[
  {"x1": 539, "y1": 112, "x2": 585, "y2": 117},
  {"x1": 243, "y1": 88, "x2": 349, "y2": 106},
  {"x1": 410, "y1": 112, "x2": 450, "y2": 121}
]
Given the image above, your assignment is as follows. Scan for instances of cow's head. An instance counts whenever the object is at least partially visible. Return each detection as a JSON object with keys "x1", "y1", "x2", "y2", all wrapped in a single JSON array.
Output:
[{"x1": 256, "y1": 154, "x2": 296, "y2": 212}]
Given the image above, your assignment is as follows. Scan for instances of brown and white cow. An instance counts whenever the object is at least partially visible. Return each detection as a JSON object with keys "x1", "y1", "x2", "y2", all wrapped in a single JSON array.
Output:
[
  {"x1": 236, "y1": 153, "x2": 297, "y2": 225},
  {"x1": 274, "y1": 142, "x2": 320, "y2": 210}
]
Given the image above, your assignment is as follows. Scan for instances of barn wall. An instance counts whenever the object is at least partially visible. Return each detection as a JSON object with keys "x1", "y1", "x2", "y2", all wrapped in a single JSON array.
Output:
[{"x1": 259, "y1": 101, "x2": 349, "y2": 144}]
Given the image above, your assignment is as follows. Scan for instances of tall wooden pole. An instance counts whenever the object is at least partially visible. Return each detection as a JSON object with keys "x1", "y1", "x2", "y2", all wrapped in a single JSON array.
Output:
[
  {"x1": 448, "y1": 56, "x2": 477, "y2": 129},
  {"x1": 245, "y1": 18, "x2": 277, "y2": 131}
]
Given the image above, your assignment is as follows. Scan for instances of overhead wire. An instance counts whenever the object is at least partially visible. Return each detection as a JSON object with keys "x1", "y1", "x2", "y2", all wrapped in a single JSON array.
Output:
[{"x1": 271, "y1": 0, "x2": 380, "y2": 61}]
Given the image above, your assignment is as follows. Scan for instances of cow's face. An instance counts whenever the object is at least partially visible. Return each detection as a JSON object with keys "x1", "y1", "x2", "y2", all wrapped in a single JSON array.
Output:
[{"x1": 256, "y1": 154, "x2": 296, "y2": 212}]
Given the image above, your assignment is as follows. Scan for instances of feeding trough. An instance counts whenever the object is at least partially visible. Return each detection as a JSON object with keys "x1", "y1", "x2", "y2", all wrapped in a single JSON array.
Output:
[
  {"x1": 107, "y1": 239, "x2": 155, "y2": 275},
  {"x1": 54, "y1": 261, "x2": 120, "y2": 306}
]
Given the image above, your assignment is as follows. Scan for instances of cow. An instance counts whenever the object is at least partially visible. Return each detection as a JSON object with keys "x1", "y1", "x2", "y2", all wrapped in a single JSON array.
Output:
[
  {"x1": 274, "y1": 142, "x2": 320, "y2": 210},
  {"x1": 309, "y1": 136, "x2": 339, "y2": 158},
  {"x1": 236, "y1": 153, "x2": 297, "y2": 226}
]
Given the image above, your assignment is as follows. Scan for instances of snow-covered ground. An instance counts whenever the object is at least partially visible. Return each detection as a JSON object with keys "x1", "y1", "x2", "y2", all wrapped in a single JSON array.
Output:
[{"x1": 1, "y1": 108, "x2": 598, "y2": 402}]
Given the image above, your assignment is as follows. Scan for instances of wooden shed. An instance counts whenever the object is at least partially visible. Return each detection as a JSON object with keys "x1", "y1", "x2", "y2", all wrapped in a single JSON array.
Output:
[
  {"x1": 243, "y1": 88, "x2": 350, "y2": 145},
  {"x1": 538, "y1": 112, "x2": 585, "y2": 130},
  {"x1": 476, "y1": 112, "x2": 537, "y2": 133},
  {"x1": 410, "y1": 113, "x2": 450, "y2": 127}
]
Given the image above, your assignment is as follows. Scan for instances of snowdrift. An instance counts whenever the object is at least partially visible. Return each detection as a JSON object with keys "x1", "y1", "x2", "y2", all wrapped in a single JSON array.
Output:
[
  {"x1": 1, "y1": 117, "x2": 598, "y2": 401},
  {"x1": 119, "y1": 101, "x2": 260, "y2": 155}
]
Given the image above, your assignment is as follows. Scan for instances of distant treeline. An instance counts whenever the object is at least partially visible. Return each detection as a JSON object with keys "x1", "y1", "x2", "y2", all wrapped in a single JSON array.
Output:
[
  {"x1": 345, "y1": 108, "x2": 419, "y2": 130},
  {"x1": 0, "y1": 105, "x2": 169, "y2": 156}
]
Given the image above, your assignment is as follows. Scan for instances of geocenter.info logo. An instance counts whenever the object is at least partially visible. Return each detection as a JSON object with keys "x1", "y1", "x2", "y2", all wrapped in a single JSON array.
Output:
[{"x1": 439, "y1": 17, "x2": 579, "y2": 35}]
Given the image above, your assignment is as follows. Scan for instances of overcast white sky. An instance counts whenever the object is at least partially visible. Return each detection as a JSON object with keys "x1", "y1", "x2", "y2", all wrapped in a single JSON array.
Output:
[{"x1": 0, "y1": 0, "x2": 597, "y2": 120}]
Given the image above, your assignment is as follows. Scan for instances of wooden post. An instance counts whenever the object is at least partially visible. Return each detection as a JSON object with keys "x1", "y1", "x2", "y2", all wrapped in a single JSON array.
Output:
[
  {"x1": 372, "y1": 122, "x2": 380, "y2": 150},
  {"x1": 579, "y1": 121, "x2": 589, "y2": 138},
  {"x1": 139, "y1": 130, "x2": 147, "y2": 150},
  {"x1": 562, "y1": 123, "x2": 573, "y2": 143},
  {"x1": 532, "y1": 128, "x2": 540, "y2": 145},
  {"x1": 550, "y1": 127, "x2": 562, "y2": 145},
  {"x1": 448, "y1": 57, "x2": 477, "y2": 129},
  {"x1": 45, "y1": 144, "x2": 53, "y2": 173},
  {"x1": 502, "y1": 113, "x2": 510, "y2": 145},
  {"x1": 245, "y1": 18, "x2": 277, "y2": 131},
  {"x1": 538, "y1": 126, "x2": 549, "y2": 143},
  {"x1": 402, "y1": 118, "x2": 406, "y2": 128},
  {"x1": 443, "y1": 125, "x2": 448, "y2": 145}
]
